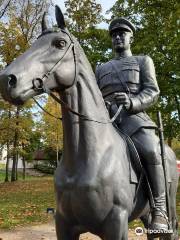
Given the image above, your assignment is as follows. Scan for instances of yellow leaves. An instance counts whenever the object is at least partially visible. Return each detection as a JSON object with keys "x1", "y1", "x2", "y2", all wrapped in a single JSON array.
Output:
[
  {"x1": 0, "y1": 104, "x2": 34, "y2": 146},
  {"x1": 65, "y1": 0, "x2": 103, "y2": 32},
  {"x1": 0, "y1": 18, "x2": 29, "y2": 64},
  {"x1": 42, "y1": 95, "x2": 63, "y2": 151}
]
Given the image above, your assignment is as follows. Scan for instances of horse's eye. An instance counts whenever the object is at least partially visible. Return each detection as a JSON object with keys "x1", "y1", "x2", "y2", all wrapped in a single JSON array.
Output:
[{"x1": 53, "y1": 39, "x2": 66, "y2": 49}]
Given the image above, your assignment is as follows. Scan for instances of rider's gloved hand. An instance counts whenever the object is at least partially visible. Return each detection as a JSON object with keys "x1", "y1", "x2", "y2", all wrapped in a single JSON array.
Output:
[{"x1": 114, "y1": 92, "x2": 132, "y2": 110}]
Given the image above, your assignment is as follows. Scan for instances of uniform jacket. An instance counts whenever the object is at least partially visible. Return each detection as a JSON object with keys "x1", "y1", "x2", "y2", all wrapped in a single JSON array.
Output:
[{"x1": 95, "y1": 55, "x2": 160, "y2": 136}]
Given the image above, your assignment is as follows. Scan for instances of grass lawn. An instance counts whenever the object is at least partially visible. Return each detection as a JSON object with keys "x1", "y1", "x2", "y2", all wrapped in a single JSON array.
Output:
[
  {"x1": 0, "y1": 171, "x2": 7, "y2": 182},
  {"x1": 0, "y1": 175, "x2": 55, "y2": 229},
  {"x1": 0, "y1": 170, "x2": 36, "y2": 182}
]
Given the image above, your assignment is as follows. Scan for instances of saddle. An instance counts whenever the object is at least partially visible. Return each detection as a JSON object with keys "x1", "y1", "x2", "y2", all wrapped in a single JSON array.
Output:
[{"x1": 114, "y1": 125, "x2": 142, "y2": 183}]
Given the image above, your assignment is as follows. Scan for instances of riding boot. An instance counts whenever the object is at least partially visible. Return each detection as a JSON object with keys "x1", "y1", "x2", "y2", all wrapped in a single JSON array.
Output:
[{"x1": 146, "y1": 164, "x2": 169, "y2": 231}]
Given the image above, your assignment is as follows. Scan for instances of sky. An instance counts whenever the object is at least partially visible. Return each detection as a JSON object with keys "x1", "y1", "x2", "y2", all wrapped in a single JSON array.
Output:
[{"x1": 52, "y1": 0, "x2": 117, "y2": 29}]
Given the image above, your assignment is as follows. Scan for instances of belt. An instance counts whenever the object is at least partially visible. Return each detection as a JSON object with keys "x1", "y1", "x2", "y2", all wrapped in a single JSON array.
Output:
[{"x1": 101, "y1": 84, "x2": 139, "y2": 98}]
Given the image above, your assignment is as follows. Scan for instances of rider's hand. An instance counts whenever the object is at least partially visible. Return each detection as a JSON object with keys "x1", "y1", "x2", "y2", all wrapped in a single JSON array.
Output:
[{"x1": 114, "y1": 92, "x2": 131, "y2": 110}]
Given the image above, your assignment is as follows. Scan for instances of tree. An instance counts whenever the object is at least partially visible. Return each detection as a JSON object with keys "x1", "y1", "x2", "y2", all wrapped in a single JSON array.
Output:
[
  {"x1": 65, "y1": 0, "x2": 102, "y2": 33},
  {"x1": 0, "y1": 0, "x2": 53, "y2": 181},
  {"x1": 0, "y1": 101, "x2": 12, "y2": 181},
  {"x1": 0, "y1": 100, "x2": 34, "y2": 181},
  {"x1": 8, "y1": 0, "x2": 52, "y2": 42},
  {"x1": 41, "y1": 95, "x2": 63, "y2": 164},
  {"x1": 0, "y1": 17, "x2": 29, "y2": 66},
  {"x1": 109, "y1": 0, "x2": 180, "y2": 144},
  {"x1": 0, "y1": 0, "x2": 11, "y2": 18},
  {"x1": 64, "y1": 0, "x2": 112, "y2": 69},
  {"x1": 77, "y1": 27, "x2": 112, "y2": 70},
  {"x1": 0, "y1": 0, "x2": 53, "y2": 66}
]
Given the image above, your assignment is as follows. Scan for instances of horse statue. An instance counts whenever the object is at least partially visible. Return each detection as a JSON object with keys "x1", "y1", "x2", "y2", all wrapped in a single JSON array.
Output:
[{"x1": 0, "y1": 6, "x2": 178, "y2": 240}]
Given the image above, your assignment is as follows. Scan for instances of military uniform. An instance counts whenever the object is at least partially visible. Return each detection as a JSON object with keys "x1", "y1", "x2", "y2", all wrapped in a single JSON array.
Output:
[
  {"x1": 96, "y1": 17, "x2": 169, "y2": 231},
  {"x1": 96, "y1": 55, "x2": 159, "y2": 136}
]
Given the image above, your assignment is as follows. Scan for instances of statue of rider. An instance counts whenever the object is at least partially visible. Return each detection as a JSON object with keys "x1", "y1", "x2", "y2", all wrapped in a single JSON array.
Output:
[{"x1": 95, "y1": 17, "x2": 168, "y2": 231}]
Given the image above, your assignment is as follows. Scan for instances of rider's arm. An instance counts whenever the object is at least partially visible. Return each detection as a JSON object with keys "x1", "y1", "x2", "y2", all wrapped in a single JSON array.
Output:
[{"x1": 129, "y1": 56, "x2": 160, "y2": 113}]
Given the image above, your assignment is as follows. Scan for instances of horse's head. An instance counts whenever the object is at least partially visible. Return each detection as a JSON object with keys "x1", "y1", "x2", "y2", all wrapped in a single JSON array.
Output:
[{"x1": 0, "y1": 6, "x2": 76, "y2": 105}]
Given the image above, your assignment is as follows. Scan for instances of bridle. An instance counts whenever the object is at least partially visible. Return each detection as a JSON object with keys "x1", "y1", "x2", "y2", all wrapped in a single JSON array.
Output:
[
  {"x1": 32, "y1": 29, "x2": 77, "y2": 94},
  {"x1": 32, "y1": 29, "x2": 123, "y2": 124}
]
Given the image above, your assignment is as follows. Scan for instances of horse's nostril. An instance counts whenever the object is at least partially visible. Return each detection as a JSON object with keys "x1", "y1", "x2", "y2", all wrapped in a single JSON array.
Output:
[{"x1": 8, "y1": 74, "x2": 17, "y2": 88}]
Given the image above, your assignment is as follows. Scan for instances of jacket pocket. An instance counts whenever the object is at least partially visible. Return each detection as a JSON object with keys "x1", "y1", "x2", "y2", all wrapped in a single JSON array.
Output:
[{"x1": 121, "y1": 65, "x2": 140, "y2": 84}]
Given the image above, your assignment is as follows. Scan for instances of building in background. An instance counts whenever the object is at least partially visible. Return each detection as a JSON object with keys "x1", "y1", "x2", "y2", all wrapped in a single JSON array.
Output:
[{"x1": 0, "y1": 146, "x2": 33, "y2": 169}]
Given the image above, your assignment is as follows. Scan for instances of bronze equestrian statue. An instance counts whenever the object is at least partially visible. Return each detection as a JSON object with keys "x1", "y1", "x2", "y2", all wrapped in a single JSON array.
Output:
[
  {"x1": 95, "y1": 17, "x2": 170, "y2": 232},
  {"x1": 0, "y1": 6, "x2": 178, "y2": 240}
]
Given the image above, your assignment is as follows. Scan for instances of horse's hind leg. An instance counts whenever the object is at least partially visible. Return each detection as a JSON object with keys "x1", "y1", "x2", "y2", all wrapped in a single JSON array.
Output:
[
  {"x1": 55, "y1": 211, "x2": 74, "y2": 240},
  {"x1": 102, "y1": 207, "x2": 128, "y2": 240},
  {"x1": 140, "y1": 214, "x2": 157, "y2": 240},
  {"x1": 140, "y1": 213, "x2": 151, "y2": 229}
]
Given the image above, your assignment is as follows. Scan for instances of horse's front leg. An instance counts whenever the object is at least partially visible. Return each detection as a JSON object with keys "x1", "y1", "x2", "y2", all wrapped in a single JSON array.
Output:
[
  {"x1": 102, "y1": 207, "x2": 128, "y2": 240},
  {"x1": 55, "y1": 212, "x2": 77, "y2": 240}
]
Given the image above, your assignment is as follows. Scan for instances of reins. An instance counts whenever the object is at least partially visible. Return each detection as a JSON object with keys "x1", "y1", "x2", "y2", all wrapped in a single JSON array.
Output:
[
  {"x1": 33, "y1": 29, "x2": 123, "y2": 124},
  {"x1": 33, "y1": 90, "x2": 123, "y2": 124},
  {"x1": 32, "y1": 96, "x2": 62, "y2": 120}
]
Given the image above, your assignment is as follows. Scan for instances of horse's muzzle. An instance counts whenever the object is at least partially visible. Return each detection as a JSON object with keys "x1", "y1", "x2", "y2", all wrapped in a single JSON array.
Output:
[{"x1": 0, "y1": 74, "x2": 24, "y2": 105}]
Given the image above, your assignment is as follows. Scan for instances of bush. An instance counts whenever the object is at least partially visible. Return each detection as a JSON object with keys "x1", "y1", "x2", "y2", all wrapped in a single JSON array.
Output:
[{"x1": 34, "y1": 163, "x2": 55, "y2": 174}]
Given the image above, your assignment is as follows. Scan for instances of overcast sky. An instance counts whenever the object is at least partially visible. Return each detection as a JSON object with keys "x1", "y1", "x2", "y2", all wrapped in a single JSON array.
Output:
[{"x1": 52, "y1": 0, "x2": 116, "y2": 29}]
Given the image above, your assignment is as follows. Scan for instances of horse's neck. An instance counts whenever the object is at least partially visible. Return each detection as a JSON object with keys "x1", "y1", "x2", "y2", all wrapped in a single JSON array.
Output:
[{"x1": 60, "y1": 53, "x2": 112, "y2": 172}]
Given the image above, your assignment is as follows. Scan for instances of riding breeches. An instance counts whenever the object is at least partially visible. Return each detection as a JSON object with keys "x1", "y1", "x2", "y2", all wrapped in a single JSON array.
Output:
[
  {"x1": 131, "y1": 128, "x2": 161, "y2": 166},
  {"x1": 130, "y1": 127, "x2": 166, "y2": 206}
]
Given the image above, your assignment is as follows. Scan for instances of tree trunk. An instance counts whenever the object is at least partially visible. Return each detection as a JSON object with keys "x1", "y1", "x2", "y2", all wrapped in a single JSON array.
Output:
[
  {"x1": 5, "y1": 141, "x2": 10, "y2": 182},
  {"x1": 22, "y1": 156, "x2": 26, "y2": 180},
  {"x1": 11, "y1": 106, "x2": 20, "y2": 182},
  {"x1": 11, "y1": 154, "x2": 16, "y2": 181},
  {"x1": 21, "y1": 143, "x2": 26, "y2": 179},
  {"x1": 15, "y1": 152, "x2": 18, "y2": 180},
  {"x1": 5, "y1": 108, "x2": 11, "y2": 182},
  {"x1": 0, "y1": 0, "x2": 12, "y2": 18}
]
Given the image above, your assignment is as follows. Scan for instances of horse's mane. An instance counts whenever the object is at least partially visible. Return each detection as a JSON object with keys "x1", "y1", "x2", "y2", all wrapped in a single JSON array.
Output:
[
  {"x1": 70, "y1": 33, "x2": 98, "y2": 91},
  {"x1": 68, "y1": 32, "x2": 108, "y2": 119}
]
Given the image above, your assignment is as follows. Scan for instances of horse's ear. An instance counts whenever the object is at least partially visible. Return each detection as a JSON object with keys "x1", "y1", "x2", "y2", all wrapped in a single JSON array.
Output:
[
  {"x1": 55, "y1": 5, "x2": 66, "y2": 29},
  {"x1": 42, "y1": 12, "x2": 48, "y2": 32}
]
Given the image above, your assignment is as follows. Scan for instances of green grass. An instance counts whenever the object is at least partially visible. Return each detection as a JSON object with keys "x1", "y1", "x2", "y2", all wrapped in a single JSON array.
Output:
[
  {"x1": 0, "y1": 171, "x2": 7, "y2": 182},
  {"x1": 0, "y1": 163, "x2": 5, "y2": 169},
  {"x1": 0, "y1": 169, "x2": 37, "y2": 183},
  {"x1": 0, "y1": 176, "x2": 55, "y2": 229}
]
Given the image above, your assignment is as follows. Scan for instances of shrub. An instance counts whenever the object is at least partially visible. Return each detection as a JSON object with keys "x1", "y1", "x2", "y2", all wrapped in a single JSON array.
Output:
[{"x1": 34, "y1": 163, "x2": 55, "y2": 174}]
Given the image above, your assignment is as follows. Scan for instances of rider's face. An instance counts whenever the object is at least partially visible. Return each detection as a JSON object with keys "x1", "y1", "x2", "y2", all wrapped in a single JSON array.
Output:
[{"x1": 112, "y1": 30, "x2": 133, "y2": 52}]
